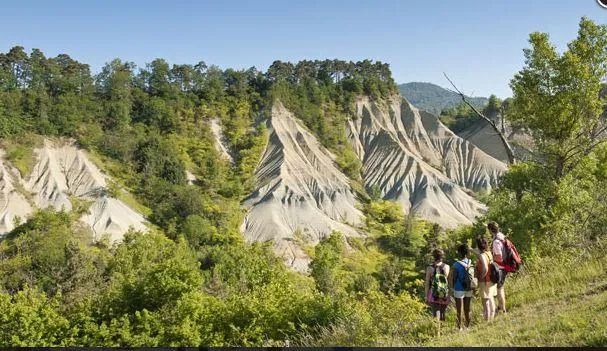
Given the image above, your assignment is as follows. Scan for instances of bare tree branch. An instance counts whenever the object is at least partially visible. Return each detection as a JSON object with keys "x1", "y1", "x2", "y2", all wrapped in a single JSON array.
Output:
[{"x1": 443, "y1": 72, "x2": 516, "y2": 164}]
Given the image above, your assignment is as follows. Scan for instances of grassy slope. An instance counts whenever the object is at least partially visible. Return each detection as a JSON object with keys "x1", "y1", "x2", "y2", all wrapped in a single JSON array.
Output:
[
  {"x1": 419, "y1": 247, "x2": 607, "y2": 347},
  {"x1": 1, "y1": 134, "x2": 43, "y2": 177}
]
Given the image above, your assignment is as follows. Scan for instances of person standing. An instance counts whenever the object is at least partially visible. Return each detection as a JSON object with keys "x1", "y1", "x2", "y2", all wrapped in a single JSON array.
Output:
[
  {"x1": 488, "y1": 221, "x2": 507, "y2": 314},
  {"x1": 449, "y1": 243, "x2": 473, "y2": 331},
  {"x1": 475, "y1": 237, "x2": 496, "y2": 321},
  {"x1": 425, "y1": 248, "x2": 450, "y2": 323}
]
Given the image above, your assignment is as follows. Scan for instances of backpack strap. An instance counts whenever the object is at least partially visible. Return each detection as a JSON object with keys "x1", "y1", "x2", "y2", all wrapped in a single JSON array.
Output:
[{"x1": 432, "y1": 262, "x2": 444, "y2": 275}]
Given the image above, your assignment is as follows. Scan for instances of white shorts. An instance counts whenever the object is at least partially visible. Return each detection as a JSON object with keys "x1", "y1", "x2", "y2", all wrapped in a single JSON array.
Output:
[{"x1": 453, "y1": 290, "x2": 473, "y2": 298}]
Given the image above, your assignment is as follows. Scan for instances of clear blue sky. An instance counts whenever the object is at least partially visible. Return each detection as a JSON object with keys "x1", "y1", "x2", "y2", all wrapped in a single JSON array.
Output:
[{"x1": 1, "y1": 0, "x2": 605, "y2": 97}]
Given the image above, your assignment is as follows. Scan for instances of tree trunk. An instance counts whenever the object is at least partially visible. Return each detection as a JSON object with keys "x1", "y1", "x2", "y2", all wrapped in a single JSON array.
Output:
[{"x1": 444, "y1": 73, "x2": 516, "y2": 165}]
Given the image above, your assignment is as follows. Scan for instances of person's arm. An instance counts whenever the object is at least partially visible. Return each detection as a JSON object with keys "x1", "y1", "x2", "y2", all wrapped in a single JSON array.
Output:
[{"x1": 448, "y1": 264, "x2": 454, "y2": 294}]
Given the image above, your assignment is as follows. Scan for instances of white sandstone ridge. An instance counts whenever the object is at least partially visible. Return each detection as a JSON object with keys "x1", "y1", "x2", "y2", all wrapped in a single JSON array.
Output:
[
  {"x1": 0, "y1": 139, "x2": 147, "y2": 240},
  {"x1": 242, "y1": 102, "x2": 363, "y2": 270},
  {"x1": 26, "y1": 140, "x2": 106, "y2": 210},
  {"x1": 209, "y1": 118, "x2": 235, "y2": 163},
  {"x1": 347, "y1": 95, "x2": 507, "y2": 228},
  {"x1": 80, "y1": 196, "x2": 146, "y2": 242},
  {"x1": 0, "y1": 151, "x2": 33, "y2": 233}
]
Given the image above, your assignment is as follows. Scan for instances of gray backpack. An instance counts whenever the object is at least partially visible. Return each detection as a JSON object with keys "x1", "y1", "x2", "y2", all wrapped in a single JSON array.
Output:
[{"x1": 458, "y1": 260, "x2": 478, "y2": 291}]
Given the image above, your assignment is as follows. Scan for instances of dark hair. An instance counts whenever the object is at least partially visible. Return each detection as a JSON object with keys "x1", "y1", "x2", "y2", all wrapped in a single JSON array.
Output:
[
  {"x1": 432, "y1": 248, "x2": 445, "y2": 261},
  {"x1": 487, "y1": 221, "x2": 500, "y2": 234},
  {"x1": 476, "y1": 236, "x2": 489, "y2": 252},
  {"x1": 457, "y1": 243, "x2": 469, "y2": 259}
]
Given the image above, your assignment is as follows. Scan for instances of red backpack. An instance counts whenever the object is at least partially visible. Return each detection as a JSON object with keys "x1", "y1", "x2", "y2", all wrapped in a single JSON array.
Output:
[{"x1": 499, "y1": 238, "x2": 523, "y2": 273}]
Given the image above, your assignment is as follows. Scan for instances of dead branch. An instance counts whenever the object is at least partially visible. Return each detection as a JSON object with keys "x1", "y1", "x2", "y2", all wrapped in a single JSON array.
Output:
[{"x1": 443, "y1": 72, "x2": 516, "y2": 164}]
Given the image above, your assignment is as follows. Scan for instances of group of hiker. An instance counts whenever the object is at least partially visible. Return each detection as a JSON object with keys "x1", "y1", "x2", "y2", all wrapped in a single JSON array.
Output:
[{"x1": 424, "y1": 221, "x2": 523, "y2": 331}]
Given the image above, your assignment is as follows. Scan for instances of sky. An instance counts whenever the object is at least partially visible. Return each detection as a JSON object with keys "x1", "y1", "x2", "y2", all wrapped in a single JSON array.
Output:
[{"x1": 1, "y1": 0, "x2": 605, "y2": 97}]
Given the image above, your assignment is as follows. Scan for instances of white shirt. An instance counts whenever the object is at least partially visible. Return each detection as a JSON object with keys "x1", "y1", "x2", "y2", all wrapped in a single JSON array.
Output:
[{"x1": 492, "y1": 231, "x2": 505, "y2": 263}]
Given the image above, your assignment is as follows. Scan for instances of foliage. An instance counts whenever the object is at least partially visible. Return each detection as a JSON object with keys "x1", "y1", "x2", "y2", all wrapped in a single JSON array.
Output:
[
  {"x1": 1, "y1": 18, "x2": 607, "y2": 347},
  {"x1": 509, "y1": 17, "x2": 607, "y2": 181},
  {"x1": 0, "y1": 287, "x2": 75, "y2": 346},
  {"x1": 429, "y1": 242, "x2": 607, "y2": 347},
  {"x1": 484, "y1": 17, "x2": 607, "y2": 261},
  {"x1": 398, "y1": 82, "x2": 488, "y2": 116},
  {"x1": 0, "y1": 209, "x2": 106, "y2": 304},
  {"x1": 439, "y1": 102, "x2": 481, "y2": 133},
  {"x1": 310, "y1": 232, "x2": 346, "y2": 294},
  {"x1": 267, "y1": 59, "x2": 397, "y2": 168},
  {"x1": 1, "y1": 134, "x2": 42, "y2": 176}
]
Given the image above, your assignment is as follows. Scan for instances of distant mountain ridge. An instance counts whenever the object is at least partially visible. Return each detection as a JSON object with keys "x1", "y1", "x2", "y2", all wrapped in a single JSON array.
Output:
[{"x1": 399, "y1": 82, "x2": 488, "y2": 115}]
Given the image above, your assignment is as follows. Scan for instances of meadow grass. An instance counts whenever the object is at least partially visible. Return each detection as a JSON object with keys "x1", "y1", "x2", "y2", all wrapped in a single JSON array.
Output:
[
  {"x1": 87, "y1": 150, "x2": 152, "y2": 217},
  {"x1": 425, "y1": 245, "x2": 607, "y2": 346},
  {"x1": 1, "y1": 134, "x2": 42, "y2": 177}
]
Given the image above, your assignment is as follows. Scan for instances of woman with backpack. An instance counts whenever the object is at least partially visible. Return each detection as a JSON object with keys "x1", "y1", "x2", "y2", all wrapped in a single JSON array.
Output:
[
  {"x1": 475, "y1": 237, "x2": 497, "y2": 321},
  {"x1": 424, "y1": 248, "x2": 450, "y2": 322},
  {"x1": 449, "y1": 243, "x2": 475, "y2": 330}
]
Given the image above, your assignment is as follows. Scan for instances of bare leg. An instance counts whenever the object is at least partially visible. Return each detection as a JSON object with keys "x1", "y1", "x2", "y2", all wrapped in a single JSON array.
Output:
[
  {"x1": 432, "y1": 304, "x2": 442, "y2": 337},
  {"x1": 482, "y1": 298, "x2": 490, "y2": 320},
  {"x1": 488, "y1": 297, "x2": 496, "y2": 322},
  {"x1": 433, "y1": 305, "x2": 441, "y2": 336},
  {"x1": 455, "y1": 297, "x2": 463, "y2": 329},
  {"x1": 463, "y1": 296, "x2": 471, "y2": 328},
  {"x1": 497, "y1": 285, "x2": 506, "y2": 313}
]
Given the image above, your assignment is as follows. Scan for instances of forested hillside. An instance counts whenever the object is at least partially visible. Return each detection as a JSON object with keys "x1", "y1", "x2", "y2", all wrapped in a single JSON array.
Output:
[
  {"x1": 398, "y1": 82, "x2": 488, "y2": 115},
  {"x1": 0, "y1": 16, "x2": 606, "y2": 347}
]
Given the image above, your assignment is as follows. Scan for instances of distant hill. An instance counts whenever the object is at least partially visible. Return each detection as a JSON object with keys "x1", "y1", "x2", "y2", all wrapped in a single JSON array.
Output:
[{"x1": 399, "y1": 82, "x2": 488, "y2": 115}]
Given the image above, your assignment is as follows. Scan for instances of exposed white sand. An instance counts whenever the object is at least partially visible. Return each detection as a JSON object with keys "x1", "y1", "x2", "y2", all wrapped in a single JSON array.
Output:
[
  {"x1": 242, "y1": 102, "x2": 363, "y2": 270},
  {"x1": 0, "y1": 150, "x2": 33, "y2": 234},
  {"x1": 209, "y1": 118, "x2": 235, "y2": 163},
  {"x1": 81, "y1": 196, "x2": 147, "y2": 242},
  {"x1": 456, "y1": 119, "x2": 534, "y2": 163},
  {"x1": 348, "y1": 95, "x2": 507, "y2": 228},
  {"x1": 186, "y1": 170, "x2": 197, "y2": 185},
  {"x1": 242, "y1": 97, "x2": 509, "y2": 268},
  {"x1": 13, "y1": 139, "x2": 147, "y2": 241}
]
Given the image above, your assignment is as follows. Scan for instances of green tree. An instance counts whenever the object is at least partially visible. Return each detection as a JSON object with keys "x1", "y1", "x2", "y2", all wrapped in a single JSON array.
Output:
[
  {"x1": 96, "y1": 59, "x2": 135, "y2": 130},
  {"x1": 99, "y1": 231, "x2": 203, "y2": 318},
  {"x1": 0, "y1": 287, "x2": 74, "y2": 346},
  {"x1": 509, "y1": 17, "x2": 607, "y2": 181},
  {"x1": 309, "y1": 231, "x2": 345, "y2": 294},
  {"x1": 482, "y1": 94, "x2": 501, "y2": 121}
]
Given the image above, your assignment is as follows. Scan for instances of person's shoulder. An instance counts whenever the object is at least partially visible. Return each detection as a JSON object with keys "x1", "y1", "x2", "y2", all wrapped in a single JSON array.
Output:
[{"x1": 496, "y1": 232, "x2": 506, "y2": 240}]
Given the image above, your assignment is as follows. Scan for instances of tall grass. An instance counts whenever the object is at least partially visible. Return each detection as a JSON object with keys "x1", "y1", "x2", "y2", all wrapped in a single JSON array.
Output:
[
  {"x1": 428, "y1": 241, "x2": 607, "y2": 346},
  {"x1": 1, "y1": 134, "x2": 42, "y2": 177}
]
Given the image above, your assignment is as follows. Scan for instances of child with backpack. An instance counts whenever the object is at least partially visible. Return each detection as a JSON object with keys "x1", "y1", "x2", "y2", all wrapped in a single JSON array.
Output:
[
  {"x1": 449, "y1": 243, "x2": 476, "y2": 330},
  {"x1": 424, "y1": 248, "x2": 450, "y2": 323},
  {"x1": 475, "y1": 237, "x2": 497, "y2": 321}
]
